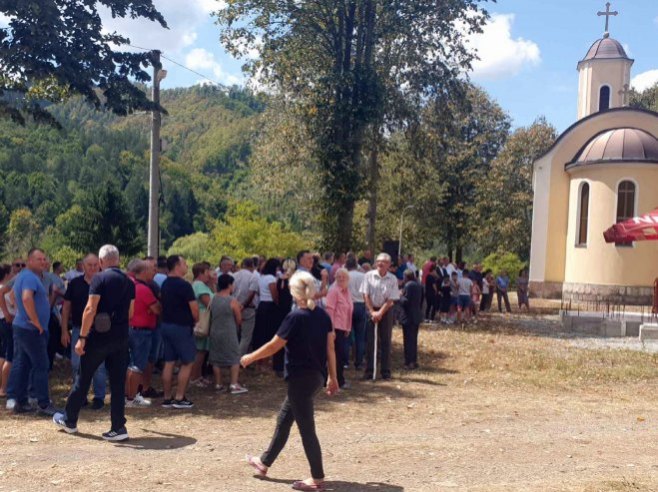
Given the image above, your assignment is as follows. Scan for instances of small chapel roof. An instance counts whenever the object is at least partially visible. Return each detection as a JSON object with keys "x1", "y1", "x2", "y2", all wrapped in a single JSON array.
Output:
[
  {"x1": 568, "y1": 128, "x2": 658, "y2": 169},
  {"x1": 579, "y1": 36, "x2": 631, "y2": 65}
]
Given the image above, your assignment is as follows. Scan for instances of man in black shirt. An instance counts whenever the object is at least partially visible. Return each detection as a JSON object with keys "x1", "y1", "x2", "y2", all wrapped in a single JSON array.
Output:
[
  {"x1": 54, "y1": 245, "x2": 135, "y2": 441},
  {"x1": 159, "y1": 255, "x2": 199, "y2": 409},
  {"x1": 60, "y1": 253, "x2": 106, "y2": 410}
]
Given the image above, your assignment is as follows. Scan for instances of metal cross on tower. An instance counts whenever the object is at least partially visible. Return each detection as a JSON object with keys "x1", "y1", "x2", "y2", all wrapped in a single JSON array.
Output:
[
  {"x1": 618, "y1": 84, "x2": 631, "y2": 107},
  {"x1": 598, "y1": 2, "x2": 618, "y2": 36}
]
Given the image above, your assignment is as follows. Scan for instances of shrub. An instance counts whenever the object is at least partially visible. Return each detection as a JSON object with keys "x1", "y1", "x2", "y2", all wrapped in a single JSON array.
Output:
[{"x1": 482, "y1": 252, "x2": 526, "y2": 281}]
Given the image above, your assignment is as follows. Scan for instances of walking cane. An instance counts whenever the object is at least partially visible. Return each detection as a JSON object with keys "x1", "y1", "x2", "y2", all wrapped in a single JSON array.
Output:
[{"x1": 372, "y1": 322, "x2": 378, "y2": 381}]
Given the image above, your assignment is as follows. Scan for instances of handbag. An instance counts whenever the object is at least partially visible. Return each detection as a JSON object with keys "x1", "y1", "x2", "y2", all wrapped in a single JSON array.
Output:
[{"x1": 193, "y1": 296, "x2": 214, "y2": 337}]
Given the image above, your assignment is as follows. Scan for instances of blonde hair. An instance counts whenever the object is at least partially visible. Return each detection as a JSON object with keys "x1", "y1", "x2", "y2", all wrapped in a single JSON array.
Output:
[
  {"x1": 289, "y1": 271, "x2": 317, "y2": 310},
  {"x1": 282, "y1": 258, "x2": 297, "y2": 276}
]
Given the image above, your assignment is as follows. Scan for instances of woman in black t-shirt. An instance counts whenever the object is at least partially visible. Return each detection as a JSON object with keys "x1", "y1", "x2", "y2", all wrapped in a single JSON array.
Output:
[{"x1": 240, "y1": 271, "x2": 338, "y2": 492}]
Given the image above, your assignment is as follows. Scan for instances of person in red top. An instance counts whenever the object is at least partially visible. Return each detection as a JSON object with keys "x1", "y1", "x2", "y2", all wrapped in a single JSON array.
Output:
[{"x1": 126, "y1": 260, "x2": 161, "y2": 407}]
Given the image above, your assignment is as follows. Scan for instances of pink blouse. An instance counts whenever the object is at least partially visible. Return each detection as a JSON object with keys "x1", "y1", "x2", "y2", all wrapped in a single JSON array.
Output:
[{"x1": 325, "y1": 284, "x2": 354, "y2": 332}]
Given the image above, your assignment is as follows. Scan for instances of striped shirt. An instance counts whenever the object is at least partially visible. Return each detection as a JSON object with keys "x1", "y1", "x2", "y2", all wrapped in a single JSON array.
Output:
[{"x1": 360, "y1": 270, "x2": 400, "y2": 307}]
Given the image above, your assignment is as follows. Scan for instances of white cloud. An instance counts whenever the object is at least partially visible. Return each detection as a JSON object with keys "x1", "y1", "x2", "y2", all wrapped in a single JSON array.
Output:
[
  {"x1": 99, "y1": 0, "x2": 223, "y2": 55},
  {"x1": 631, "y1": 70, "x2": 658, "y2": 92},
  {"x1": 186, "y1": 48, "x2": 222, "y2": 77},
  {"x1": 467, "y1": 13, "x2": 541, "y2": 81},
  {"x1": 185, "y1": 47, "x2": 242, "y2": 85}
]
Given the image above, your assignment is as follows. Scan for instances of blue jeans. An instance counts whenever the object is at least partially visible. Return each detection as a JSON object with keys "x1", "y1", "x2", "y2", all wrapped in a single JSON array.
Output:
[
  {"x1": 351, "y1": 303, "x2": 367, "y2": 368},
  {"x1": 7, "y1": 327, "x2": 50, "y2": 407},
  {"x1": 71, "y1": 327, "x2": 106, "y2": 400}
]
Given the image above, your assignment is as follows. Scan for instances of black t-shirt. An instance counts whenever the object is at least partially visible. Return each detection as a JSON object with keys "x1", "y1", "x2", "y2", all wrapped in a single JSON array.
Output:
[
  {"x1": 277, "y1": 307, "x2": 333, "y2": 379},
  {"x1": 425, "y1": 274, "x2": 438, "y2": 297},
  {"x1": 64, "y1": 275, "x2": 91, "y2": 327},
  {"x1": 89, "y1": 267, "x2": 135, "y2": 340},
  {"x1": 161, "y1": 276, "x2": 196, "y2": 327}
]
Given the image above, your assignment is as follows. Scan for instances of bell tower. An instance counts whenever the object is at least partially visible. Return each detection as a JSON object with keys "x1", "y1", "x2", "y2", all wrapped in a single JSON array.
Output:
[{"x1": 577, "y1": 2, "x2": 633, "y2": 119}]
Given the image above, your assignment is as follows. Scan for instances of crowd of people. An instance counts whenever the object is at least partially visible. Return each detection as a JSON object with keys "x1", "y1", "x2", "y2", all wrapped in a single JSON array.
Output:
[
  {"x1": 0, "y1": 245, "x2": 533, "y2": 489},
  {"x1": 0, "y1": 247, "x2": 529, "y2": 436},
  {"x1": 418, "y1": 256, "x2": 531, "y2": 324}
]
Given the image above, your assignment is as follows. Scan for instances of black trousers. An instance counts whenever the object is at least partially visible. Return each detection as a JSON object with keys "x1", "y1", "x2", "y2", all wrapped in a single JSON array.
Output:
[
  {"x1": 365, "y1": 309, "x2": 393, "y2": 378},
  {"x1": 47, "y1": 315, "x2": 63, "y2": 370},
  {"x1": 65, "y1": 336, "x2": 128, "y2": 431},
  {"x1": 402, "y1": 322, "x2": 419, "y2": 366},
  {"x1": 261, "y1": 370, "x2": 325, "y2": 479},
  {"x1": 497, "y1": 290, "x2": 511, "y2": 313},
  {"x1": 425, "y1": 293, "x2": 437, "y2": 320}
]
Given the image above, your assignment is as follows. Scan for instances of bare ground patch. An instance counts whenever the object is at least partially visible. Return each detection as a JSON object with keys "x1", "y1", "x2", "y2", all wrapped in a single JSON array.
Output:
[{"x1": 1, "y1": 315, "x2": 658, "y2": 491}]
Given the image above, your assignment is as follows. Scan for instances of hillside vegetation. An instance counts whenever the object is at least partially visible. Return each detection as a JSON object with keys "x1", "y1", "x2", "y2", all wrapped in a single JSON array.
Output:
[{"x1": 0, "y1": 85, "x2": 268, "y2": 262}]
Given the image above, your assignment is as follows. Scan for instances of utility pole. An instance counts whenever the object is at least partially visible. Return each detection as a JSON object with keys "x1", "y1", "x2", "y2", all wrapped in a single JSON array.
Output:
[{"x1": 147, "y1": 51, "x2": 166, "y2": 258}]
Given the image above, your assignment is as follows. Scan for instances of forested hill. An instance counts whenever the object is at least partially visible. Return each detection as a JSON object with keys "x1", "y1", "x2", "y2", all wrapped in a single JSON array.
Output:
[{"x1": 0, "y1": 85, "x2": 266, "y2": 261}]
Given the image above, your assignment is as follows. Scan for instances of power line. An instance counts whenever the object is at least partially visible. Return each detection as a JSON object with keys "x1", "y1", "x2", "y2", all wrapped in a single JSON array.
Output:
[{"x1": 128, "y1": 44, "x2": 225, "y2": 87}]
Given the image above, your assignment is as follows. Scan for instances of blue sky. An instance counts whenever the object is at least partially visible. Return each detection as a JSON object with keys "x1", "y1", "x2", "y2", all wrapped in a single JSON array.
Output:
[{"x1": 4, "y1": 0, "x2": 658, "y2": 133}]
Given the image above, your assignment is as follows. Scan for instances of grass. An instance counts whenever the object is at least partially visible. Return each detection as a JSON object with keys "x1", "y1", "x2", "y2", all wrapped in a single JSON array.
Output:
[{"x1": 417, "y1": 317, "x2": 658, "y2": 391}]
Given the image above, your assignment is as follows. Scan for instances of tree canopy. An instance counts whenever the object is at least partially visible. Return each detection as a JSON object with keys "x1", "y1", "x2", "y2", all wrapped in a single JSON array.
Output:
[
  {"x1": 216, "y1": 0, "x2": 492, "y2": 251},
  {"x1": 0, "y1": 0, "x2": 166, "y2": 124}
]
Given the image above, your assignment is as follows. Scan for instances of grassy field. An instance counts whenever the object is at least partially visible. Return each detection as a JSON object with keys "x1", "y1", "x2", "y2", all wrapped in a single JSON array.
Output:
[{"x1": 1, "y1": 312, "x2": 657, "y2": 491}]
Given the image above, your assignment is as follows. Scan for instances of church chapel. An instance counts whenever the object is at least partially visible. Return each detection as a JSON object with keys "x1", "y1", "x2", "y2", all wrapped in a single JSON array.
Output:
[{"x1": 529, "y1": 3, "x2": 658, "y2": 305}]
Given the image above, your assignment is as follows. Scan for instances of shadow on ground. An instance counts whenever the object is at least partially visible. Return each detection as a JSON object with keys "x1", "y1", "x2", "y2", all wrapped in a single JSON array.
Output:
[{"x1": 258, "y1": 476, "x2": 404, "y2": 491}]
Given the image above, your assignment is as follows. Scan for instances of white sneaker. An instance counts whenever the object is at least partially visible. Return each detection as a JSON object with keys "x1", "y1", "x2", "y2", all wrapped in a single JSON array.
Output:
[
  {"x1": 6, "y1": 398, "x2": 16, "y2": 410},
  {"x1": 230, "y1": 384, "x2": 248, "y2": 395},
  {"x1": 125, "y1": 393, "x2": 152, "y2": 408}
]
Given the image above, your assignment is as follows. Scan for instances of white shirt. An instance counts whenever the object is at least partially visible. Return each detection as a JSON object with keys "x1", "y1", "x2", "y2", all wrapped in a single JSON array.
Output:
[
  {"x1": 360, "y1": 270, "x2": 400, "y2": 307},
  {"x1": 258, "y1": 274, "x2": 276, "y2": 302},
  {"x1": 458, "y1": 277, "x2": 473, "y2": 296},
  {"x1": 0, "y1": 287, "x2": 15, "y2": 319},
  {"x1": 348, "y1": 270, "x2": 365, "y2": 303},
  {"x1": 233, "y1": 269, "x2": 259, "y2": 307}
]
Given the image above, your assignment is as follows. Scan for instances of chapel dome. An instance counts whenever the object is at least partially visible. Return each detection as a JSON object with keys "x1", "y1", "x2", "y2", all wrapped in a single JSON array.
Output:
[
  {"x1": 580, "y1": 36, "x2": 630, "y2": 64},
  {"x1": 569, "y1": 128, "x2": 658, "y2": 168}
]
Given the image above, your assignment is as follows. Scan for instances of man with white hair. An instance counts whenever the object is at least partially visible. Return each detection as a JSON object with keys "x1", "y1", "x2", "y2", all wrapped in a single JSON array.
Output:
[
  {"x1": 359, "y1": 253, "x2": 400, "y2": 380},
  {"x1": 54, "y1": 245, "x2": 135, "y2": 441}
]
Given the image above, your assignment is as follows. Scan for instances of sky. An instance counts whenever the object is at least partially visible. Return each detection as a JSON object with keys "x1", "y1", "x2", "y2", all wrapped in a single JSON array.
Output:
[{"x1": 3, "y1": 0, "x2": 658, "y2": 133}]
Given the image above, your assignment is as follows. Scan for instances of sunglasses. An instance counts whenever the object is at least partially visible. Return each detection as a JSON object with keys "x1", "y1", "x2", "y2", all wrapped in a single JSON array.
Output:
[{"x1": 13, "y1": 263, "x2": 25, "y2": 268}]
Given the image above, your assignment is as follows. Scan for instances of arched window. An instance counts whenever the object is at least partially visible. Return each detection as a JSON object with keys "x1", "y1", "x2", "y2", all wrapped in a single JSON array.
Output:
[
  {"x1": 577, "y1": 182, "x2": 590, "y2": 246},
  {"x1": 616, "y1": 180, "x2": 636, "y2": 247},
  {"x1": 616, "y1": 180, "x2": 636, "y2": 222},
  {"x1": 599, "y1": 86, "x2": 611, "y2": 111}
]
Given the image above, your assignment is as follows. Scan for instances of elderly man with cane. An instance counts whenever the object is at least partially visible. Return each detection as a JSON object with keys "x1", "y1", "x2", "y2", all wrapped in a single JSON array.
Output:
[{"x1": 360, "y1": 253, "x2": 400, "y2": 380}]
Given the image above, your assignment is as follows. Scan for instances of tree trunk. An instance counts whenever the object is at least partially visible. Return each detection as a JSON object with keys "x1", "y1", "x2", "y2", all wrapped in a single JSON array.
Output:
[
  {"x1": 366, "y1": 145, "x2": 379, "y2": 252},
  {"x1": 456, "y1": 245, "x2": 463, "y2": 264}
]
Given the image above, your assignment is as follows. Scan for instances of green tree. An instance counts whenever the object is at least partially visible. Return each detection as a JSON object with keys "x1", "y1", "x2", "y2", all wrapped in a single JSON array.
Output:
[
  {"x1": 217, "y1": 0, "x2": 491, "y2": 251},
  {"x1": 418, "y1": 84, "x2": 511, "y2": 261},
  {"x1": 55, "y1": 182, "x2": 142, "y2": 256},
  {"x1": 629, "y1": 83, "x2": 658, "y2": 111},
  {"x1": 5, "y1": 208, "x2": 41, "y2": 256},
  {"x1": 1, "y1": 0, "x2": 166, "y2": 124},
  {"x1": 207, "y1": 201, "x2": 311, "y2": 262},
  {"x1": 474, "y1": 118, "x2": 557, "y2": 260}
]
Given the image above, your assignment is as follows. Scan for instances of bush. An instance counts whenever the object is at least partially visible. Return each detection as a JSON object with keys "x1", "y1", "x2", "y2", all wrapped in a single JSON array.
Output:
[
  {"x1": 169, "y1": 201, "x2": 312, "y2": 265},
  {"x1": 168, "y1": 232, "x2": 216, "y2": 266},
  {"x1": 482, "y1": 252, "x2": 526, "y2": 281}
]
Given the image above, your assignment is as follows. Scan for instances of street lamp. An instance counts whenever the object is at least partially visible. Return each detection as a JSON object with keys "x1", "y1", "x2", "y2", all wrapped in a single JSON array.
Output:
[{"x1": 398, "y1": 204, "x2": 415, "y2": 259}]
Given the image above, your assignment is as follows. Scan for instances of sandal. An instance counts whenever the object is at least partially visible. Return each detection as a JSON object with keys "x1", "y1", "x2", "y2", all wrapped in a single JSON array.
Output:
[
  {"x1": 245, "y1": 454, "x2": 267, "y2": 477},
  {"x1": 292, "y1": 480, "x2": 325, "y2": 491}
]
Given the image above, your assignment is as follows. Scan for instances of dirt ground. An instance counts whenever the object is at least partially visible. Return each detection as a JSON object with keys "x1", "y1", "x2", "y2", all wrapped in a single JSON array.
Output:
[{"x1": 1, "y1": 312, "x2": 658, "y2": 492}]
